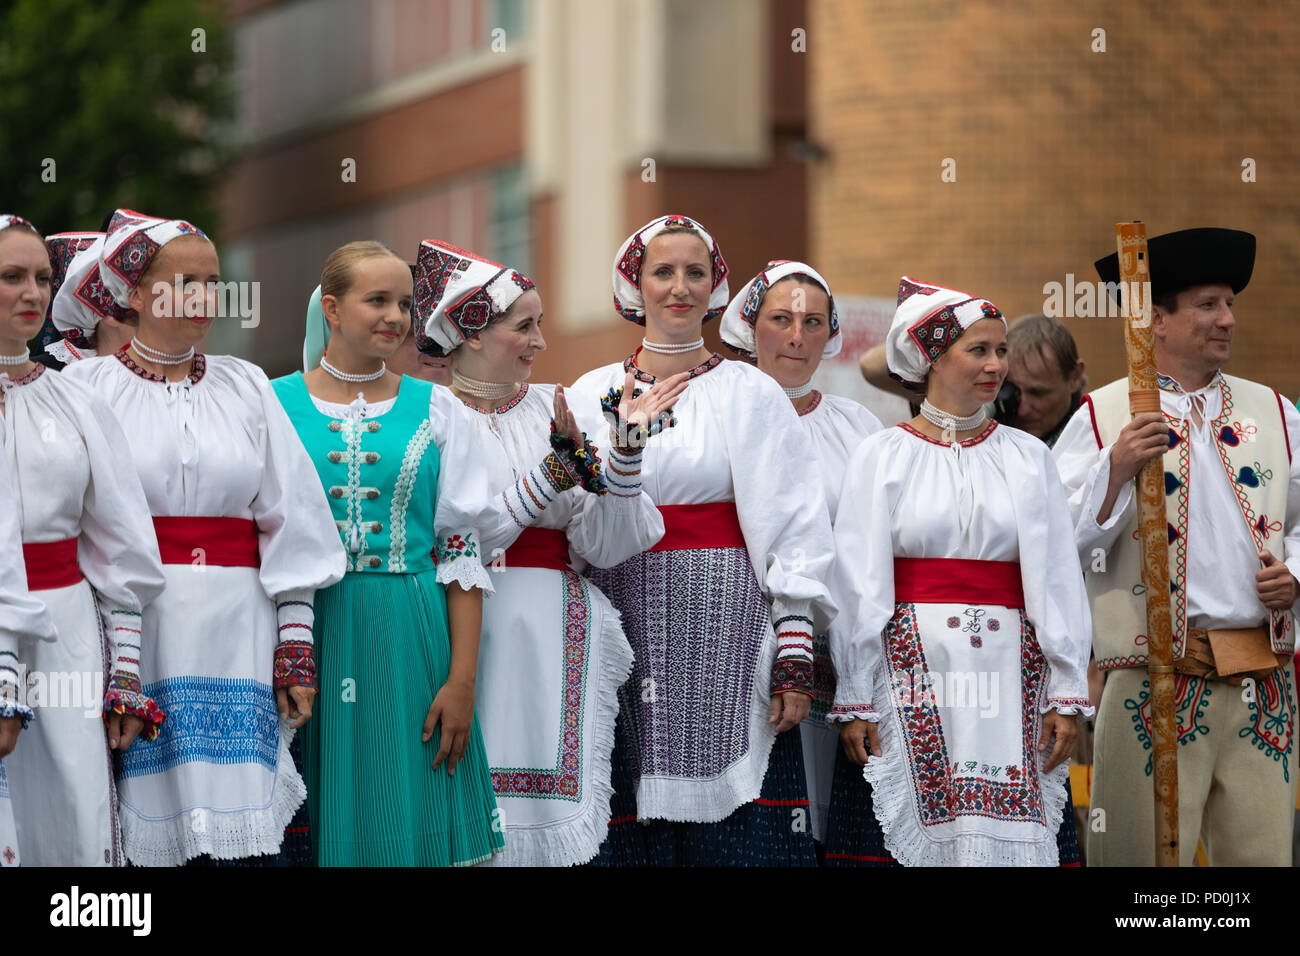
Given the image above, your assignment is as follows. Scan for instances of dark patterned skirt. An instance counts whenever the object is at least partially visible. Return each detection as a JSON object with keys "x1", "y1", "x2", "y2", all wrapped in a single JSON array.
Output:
[
  {"x1": 823, "y1": 741, "x2": 1081, "y2": 867},
  {"x1": 823, "y1": 744, "x2": 899, "y2": 867},
  {"x1": 1056, "y1": 776, "x2": 1080, "y2": 866},
  {"x1": 587, "y1": 709, "x2": 817, "y2": 867},
  {"x1": 184, "y1": 734, "x2": 314, "y2": 868}
]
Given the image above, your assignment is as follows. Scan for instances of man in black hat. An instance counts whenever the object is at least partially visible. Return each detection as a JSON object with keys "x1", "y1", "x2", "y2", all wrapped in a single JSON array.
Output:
[{"x1": 1053, "y1": 227, "x2": 1300, "y2": 866}]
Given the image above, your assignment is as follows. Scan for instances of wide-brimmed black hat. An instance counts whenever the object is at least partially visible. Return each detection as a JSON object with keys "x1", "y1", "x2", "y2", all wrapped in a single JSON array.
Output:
[{"x1": 1095, "y1": 227, "x2": 1255, "y2": 304}]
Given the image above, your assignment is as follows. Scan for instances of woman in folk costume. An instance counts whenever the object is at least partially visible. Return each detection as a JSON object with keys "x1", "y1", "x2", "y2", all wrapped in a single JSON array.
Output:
[
  {"x1": 571, "y1": 215, "x2": 837, "y2": 866},
  {"x1": 272, "y1": 241, "x2": 508, "y2": 866},
  {"x1": 830, "y1": 277, "x2": 1093, "y2": 866},
  {"x1": 719, "y1": 259, "x2": 882, "y2": 852},
  {"x1": 59, "y1": 210, "x2": 347, "y2": 866},
  {"x1": 411, "y1": 240, "x2": 684, "y2": 866},
  {"x1": 0, "y1": 222, "x2": 61, "y2": 868},
  {"x1": 39, "y1": 215, "x2": 143, "y2": 367},
  {"x1": 0, "y1": 216, "x2": 166, "y2": 866}
]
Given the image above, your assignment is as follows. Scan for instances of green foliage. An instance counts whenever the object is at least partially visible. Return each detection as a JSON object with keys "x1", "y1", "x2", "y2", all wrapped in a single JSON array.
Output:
[{"x1": 0, "y1": 0, "x2": 233, "y2": 237}]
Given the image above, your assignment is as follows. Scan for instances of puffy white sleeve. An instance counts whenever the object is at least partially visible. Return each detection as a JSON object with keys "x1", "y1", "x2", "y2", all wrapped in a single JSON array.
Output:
[
  {"x1": 1052, "y1": 398, "x2": 1135, "y2": 564},
  {"x1": 71, "y1": 385, "x2": 166, "y2": 688},
  {"x1": 826, "y1": 437, "x2": 895, "y2": 723},
  {"x1": 231, "y1": 363, "x2": 347, "y2": 689},
  {"x1": 1279, "y1": 397, "x2": 1300, "y2": 603},
  {"x1": 723, "y1": 371, "x2": 837, "y2": 696},
  {"x1": 428, "y1": 389, "x2": 496, "y2": 594},
  {"x1": 1010, "y1": 436, "x2": 1095, "y2": 717},
  {"x1": 0, "y1": 444, "x2": 55, "y2": 724},
  {"x1": 563, "y1": 386, "x2": 665, "y2": 569}
]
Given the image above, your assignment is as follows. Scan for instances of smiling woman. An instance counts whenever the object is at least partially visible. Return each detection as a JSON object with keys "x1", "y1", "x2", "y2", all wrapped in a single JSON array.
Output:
[
  {"x1": 388, "y1": 239, "x2": 682, "y2": 866},
  {"x1": 60, "y1": 209, "x2": 348, "y2": 867},
  {"x1": 572, "y1": 216, "x2": 837, "y2": 867},
  {"x1": 720, "y1": 260, "x2": 883, "y2": 849},
  {"x1": 827, "y1": 276, "x2": 1093, "y2": 867},
  {"x1": 273, "y1": 240, "x2": 513, "y2": 866},
  {"x1": 0, "y1": 214, "x2": 166, "y2": 867}
]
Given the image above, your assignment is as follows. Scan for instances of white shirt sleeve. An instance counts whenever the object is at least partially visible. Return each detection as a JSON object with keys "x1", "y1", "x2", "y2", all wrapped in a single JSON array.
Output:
[
  {"x1": 0, "y1": 434, "x2": 56, "y2": 714},
  {"x1": 1052, "y1": 399, "x2": 1136, "y2": 565},
  {"x1": 241, "y1": 364, "x2": 348, "y2": 603},
  {"x1": 1011, "y1": 435, "x2": 1095, "y2": 715},
  {"x1": 429, "y1": 389, "x2": 498, "y2": 593},
  {"x1": 1279, "y1": 397, "x2": 1300, "y2": 616},
  {"x1": 723, "y1": 373, "x2": 837, "y2": 675},
  {"x1": 826, "y1": 436, "x2": 893, "y2": 722},
  {"x1": 72, "y1": 385, "x2": 167, "y2": 682}
]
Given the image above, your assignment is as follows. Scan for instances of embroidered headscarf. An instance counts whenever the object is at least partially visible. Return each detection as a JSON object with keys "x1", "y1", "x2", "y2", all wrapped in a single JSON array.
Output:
[
  {"x1": 50, "y1": 209, "x2": 205, "y2": 342},
  {"x1": 885, "y1": 276, "x2": 1006, "y2": 391},
  {"x1": 38, "y1": 231, "x2": 102, "y2": 358},
  {"x1": 611, "y1": 214, "x2": 729, "y2": 324},
  {"x1": 720, "y1": 259, "x2": 841, "y2": 360},
  {"x1": 413, "y1": 239, "x2": 536, "y2": 356},
  {"x1": 0, "y1": 214, "x2": 38, "y2": 234}
]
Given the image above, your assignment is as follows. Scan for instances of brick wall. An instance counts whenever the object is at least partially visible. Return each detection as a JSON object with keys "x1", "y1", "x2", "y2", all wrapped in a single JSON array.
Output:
[{"x1": 810, "y1": 0, "x2": 1300, "y2": 398}]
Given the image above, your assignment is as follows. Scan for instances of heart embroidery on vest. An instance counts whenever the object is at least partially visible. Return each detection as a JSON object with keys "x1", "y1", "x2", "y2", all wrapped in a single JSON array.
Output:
[
  {"x1": 1219, "y1": 426, "x2": 1240, "y2": 446},
  {"x1": 1167, "y1": 522, "x2": 1180, "y2": 543},
  {"x1": 1165, "y1": 471, "x2": 1182, "y2": 494},
  {"x1": 1237, "y1": 466, "x2": 1260, "y2": 487},
  {"x1": 1167, "y1": 429, "x2": 1182, "y2": 448}
]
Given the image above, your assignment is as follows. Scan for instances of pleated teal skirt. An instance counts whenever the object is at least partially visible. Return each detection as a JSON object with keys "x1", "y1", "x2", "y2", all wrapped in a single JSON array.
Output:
[{"x1": 302, "y1": 569, "x2": 504, "y2": 866}]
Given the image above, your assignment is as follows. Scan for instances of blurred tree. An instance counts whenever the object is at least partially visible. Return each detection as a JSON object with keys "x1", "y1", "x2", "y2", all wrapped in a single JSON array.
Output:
[{"x1": 0, "y1": 0, "x2": 233, "y2": 236}]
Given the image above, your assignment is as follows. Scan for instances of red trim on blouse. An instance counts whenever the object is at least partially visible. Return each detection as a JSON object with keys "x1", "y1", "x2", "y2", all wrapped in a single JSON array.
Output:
[
  {"x1": 897, "y1": 418, "x2": 998, "y2": 448},
  {"x1": 797, "y1": 390, "x2": 823, "y2": 417},
  {"x1": 2, "y1": 362, "x2": 46, "y2": 387},
  {"x1": 1274, "y1": 389, "x2": 1293, "y2": 463},
  {"x1": 1082, "y1": 393, "x2": 1102, "y2": 449},
  {"x1": 624, "y1": 348, "x2": 723, "y2": 384},
  {"x1": 459, "y1": 383, "x2": 529, "y2": 415},
  {"x1": 115, "y1": 346, "x2": 207, "y2": 385}
]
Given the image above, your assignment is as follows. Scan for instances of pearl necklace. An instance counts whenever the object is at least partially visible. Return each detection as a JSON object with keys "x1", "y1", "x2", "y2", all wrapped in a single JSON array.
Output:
[
  {"x1": 642, "y1": 337, "x2": 704, "y2": 355},
  {"x1": 782, "y1": 381, "x2": 813, "y2": 400},
  {"x1": 321, "y1": 356, "x2": 386, "y2": 383},
  {"x1": 452, "y1": 370, "x2": 518, "y2": 400},
  {"x1": 0, "y1": 350, "x2": 30, "y2": 366},
  {"x1": 920, "y1": 398, "x2": 987, "y2": 433},
  {"x1": 131, "y1": 337, "x2": 194, "y2": 365}
]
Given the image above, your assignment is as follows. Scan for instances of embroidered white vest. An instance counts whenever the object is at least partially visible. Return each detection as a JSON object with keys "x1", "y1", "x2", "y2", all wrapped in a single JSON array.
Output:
[{"x1": 1084, "y1": 374, "x2": 1294, "y2": 670}]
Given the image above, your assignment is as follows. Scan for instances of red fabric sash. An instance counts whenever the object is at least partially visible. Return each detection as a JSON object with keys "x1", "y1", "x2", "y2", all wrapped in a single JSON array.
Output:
[
  {"x1": 892, "y1": 557, "x2": 1025, "y2": 608},
  {"x1": 21, "y1": 538, "x2": 83, "y2": 591},
  {"x1": 650, "y1": 502, "x2": 746, "y2": 552},
  {"x1": 153, "y1": 516, "x2": 261, "y2": 567},
  {"x1": 504, "y1": 527, "x2": 570, "y2": 571}
]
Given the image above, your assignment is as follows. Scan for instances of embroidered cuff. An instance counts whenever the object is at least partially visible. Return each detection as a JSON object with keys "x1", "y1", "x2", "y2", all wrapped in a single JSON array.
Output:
[
  {"x1": 1043, "y1": 697, "x2": 1096, "y2": 719},
  {"x1": 605, "y1": 448, "x2": 644, "y2": 499},
  {"x1": 599, "y1": 386, "x2": 677, "y2": 456},
  {"x1": 548, "y1": 422, "x2": 607, "y2": 495},
  {"x1": 0, "y1": 679, "x2": 34, "y2": 729},
  {"x1": 275, "y1": 591, "x2": 316, "y2": 647},
  {"x1": 826, "y1": 703, "x2": 880, "y2": 724},
  {"x1": 436, "y1": 531, "x2": 494, "y2": 594},
  {"x1": 102, "y1": 672, "x2": 164, "y2": 741},
  {"x1": 274, "y1": 641, "x2": 317, "y2": 689},
  {"x1": 504, "y1": 463, "x2": 562, "y2": 530},
  {"x1": 770, "y1": 658, "x2": 814, "y2": 696},
  {"x1": 0, "y1": 650, "x2": 22, "y2": 699},
  {"x1": 107, "y1": 608, "x2": 144, "y2": 682},
  {"x1": 773, "y1": 614, "x2": 815, "y2": 665}
]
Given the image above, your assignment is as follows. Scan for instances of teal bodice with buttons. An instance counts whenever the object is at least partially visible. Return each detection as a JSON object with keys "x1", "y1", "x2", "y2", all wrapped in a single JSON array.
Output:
[{"x1": 273, "y1": 373, "x2": 441, "y2": 574}]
